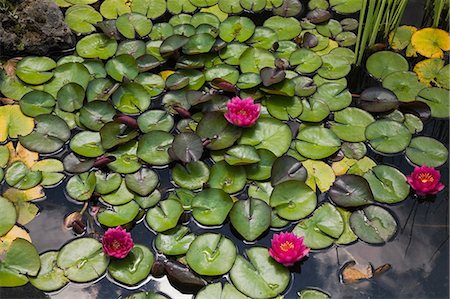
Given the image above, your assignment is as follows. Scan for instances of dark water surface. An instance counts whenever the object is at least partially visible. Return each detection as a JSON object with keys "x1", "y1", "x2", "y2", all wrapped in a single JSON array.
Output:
[{"x1": 1, "y1": 1, "x2": 449, "y2": 298}]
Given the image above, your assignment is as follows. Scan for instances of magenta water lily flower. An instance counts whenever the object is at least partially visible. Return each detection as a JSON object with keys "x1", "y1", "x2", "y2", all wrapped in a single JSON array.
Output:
[
  {"x1": 407, "y1": 165, "x2": 445, "y2": 197},
  {"x1": 102, "y1": 226, "x2": 134, "y2": 259},
  {"x1": 269, "y1": 232, "x2": 310, "y2": 267},
  {"x1": 224, "y1": 96, "x2": 261, "y2": 127}
]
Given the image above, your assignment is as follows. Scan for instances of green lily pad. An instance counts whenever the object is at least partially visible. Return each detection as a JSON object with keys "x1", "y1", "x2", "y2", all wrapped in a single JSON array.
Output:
[
  {"x1": 29, "y1": 251, "x2": 69, "y2": 292},
  {"x1": 196, "y1": 282, "x2": 250, "y2": 299},
  {"x1": 383, "y1": 71, "x2": 426, "y2": 102},
  {"x1": 167, "y1": 188, "x2": 195, "y2": 210},
  {"x1": 298, "y1": 289, "x2": 330, "y2": 299},
  {"x1": 135, "y1": 74, "x2": 165, "y2": 97},
  {"x1": 20, "y1": 90, "x2": 55, "y2": 117},
  {"x1": 186, "y1": 233, "x2": 237, "y2": 276},
  {"x1": 365, "y1": 120, "x2": 411, "y2": 154},
  {"x1": 79, "y1": 101, "x2": 116, "y2": 131},
  {"x1": 125, "y1": 168, "x2": 159, "y2": 196},
  {"x1": 299, "y1": 99, "x2": 330, "y2": 122},
  {"x1": 98, "y1": 200, "x2": 140, "y2": 227},
  {"x1": 225, "y1": 145, "x2": 260, "y2": 166},
  {"x1": 270, "y1": 180, "x2": 317, "y2": 220},
  {"x1": 0, "y1": 196, "x2": 16, "y2": 236},
  {"x1": 265, "y1": 95, "x2": 303, "y2": 120},
  {"x1": 66, "y1": 172, "x2": 96, "y2": 201},
  {"x1": 5, "y1": 161, "x2": 42, "y2": 190},
  {"x1": 239, "y1": 48, "x2": 275, "y2": 73},
  {"x1": 328, "y1": 174, "x2": 374, "y2": 207},
  {"x1": 76, "y1": 33, "x2": 118, "y2": 59},
  {"x1": 330, "y1": 107, "x2": 375, "y2": 142},
  {"x1": 270, "y1": 155, "x2": 307, "y2": 186},
  {"x1": 172, "y1": 161, "x2": 210, "y2": 190},
  {"x1": 246, "y1": 149, "x2": 277, "y2": 181},
  {"x1": 116, "y1": 13, "x2": 152, "y2": 39},
  {"x1": 146, "y1": 199, "x2": 184, "y2": 232},
  {"x1": 109, "y1": 245, "x2": 154, "y2": 285},
  {"x1": 366, "y1": 51, "x2": 409, "y2": 80},
  {"x1": 138, "y1": 131, "x2": 174, "y2": 166},
  {"x1": 219, "y1": 42, "x2": 249, "y2": 65},
  {"x1": 192, "y1": 188, "x2": 234, "y2": 225},
  {"x1": 290, "y1": 48, "x2": 322, "y2": 74},
  {"x1": 247, "y1": 27, "x2": 278, "y2": 49},
  {"x1": 57, "y1": 238, "x2": 109, "y2": 282},
  {"x1": 0, "y1": 238, "x2": 40, "y2": 287},
  {"x1": 16, "y1": 56, "x2": 56, "y2": 85},
  {"x1": 134, "y1": 190, "x2": 161, "y2": 209},
  {"x1": 100, "y1": 123, "x2": 139, "y2": 150},
  {"x1": 197, "y1": 112, "x2": 242, "y2": 150},
  {"x1": 108, "y1": 141, "x2": 142, "y2": 174},
  {"x1": 138, "y1": 110, "x2": 174, "y2": 133},
  {"x1": 406, "y1": 136, "x2": 448, "y2": 167},
  {"x1": 310, "y1": 82, "x2": 352, "y2": 111},
  {"x1": 70, "y1": 131, "x2": 105, "y2": 158},
  {"x1": 101, "y1": 180, "x2": 134, "y2": 205},
  {"x1": 335, "y1": 208, "x2": 358, "y2": 245},
  {"x1": 65, "y1": 4, "x2": 103, "y2": 34},
  {"x1": 99, "y1": 0, "x2": 131, "y2": 18},
  {"x1": 363, "y1": 165, "x2": 410, "y2": 204},
  {"x1": 273, "y1": 0, "x2": 302, "y2": 16},
  {"x1": 219, "y1": 16, "x2": 255, "y2": 42},
  {"x1": 171, "y1": 133, "x2": 204, "y2": 163},
  {"x1": 155, "y1": 225, "x2": 196, "y2": 255},
  {"x1": 302, "y1": 159, "x2": 335, "y2": 192},
  {"x1": 95, "y1": 171, "x2": 122, "y2": 195},
  {"x1": 57, "y1": 83, "x2": 85, "y2": 113},
  {"x1": 329, "y1": 0, "x2": 362, "y2": 13},
  {"x1": 239, "y1": 118, "x2": 292, "y2": 157},
  {"x1": 205, "y1": 64, "x2": 240, "y2": 84},
  {"x1": 131, "y1": 0, "x2": 166, "y2": 19},
  {"x1": 230, "y1": 198, "x2": 271, "y2": 241},
  {"x1": 230, "y1": 247, "x2": 290, "y2": 299},
  {"x1": 106, "y1": 55, "x2": 139, "y2": 82},
  {"x1": 208, "y1": 161, "x2": 246, "y2": 193},
  {"x1": 296, "y1": 127, "x2": 341, "y2": 159},
  {"x1": 317, "y1": 53, "x2": 352, "y2": 79},
  {"x1": 416, "y1": 87, "x2": 450, "y2": 118},
  {"x1": 293, "y1": 203, "x2": 344, "y2": 249},
  {"x1": 350, "y1": 205, "x2": 397, "y2": 244}
]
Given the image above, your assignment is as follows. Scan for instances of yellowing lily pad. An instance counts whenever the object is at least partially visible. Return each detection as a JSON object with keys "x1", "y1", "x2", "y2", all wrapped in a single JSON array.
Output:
[
  {"x1": 0, "y1": 106, "x2": 34, "y2": 143},
  {"x1": 389, "y1": 25, "x2": 417, "y2": 50},
  {"x1": 5, "y1": 142, "x2": 38, "y2": 168},
  {"x1": 413, "y1": 58, "x2": 445, "y2": 87},
  {"x1": 302, "y1": 159, "x2": 335, "y2": 192},
  {"x1": 411, "y1": 28, "x2": 450, "y2": 59},
  {"x1": 0, "y1": 226, "x2": 31, "y2": 255}
]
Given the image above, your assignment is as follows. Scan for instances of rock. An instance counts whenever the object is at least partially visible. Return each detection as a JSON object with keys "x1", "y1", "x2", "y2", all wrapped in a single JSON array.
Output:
[{"x1": 0, "y1": 0, "x2": 75, "y2": 57}]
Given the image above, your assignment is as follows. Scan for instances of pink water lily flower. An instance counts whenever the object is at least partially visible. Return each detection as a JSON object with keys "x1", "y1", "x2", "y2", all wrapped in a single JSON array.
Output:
[
  {"x1": 102, "y1": 226, "x2": 134, "y2": 259},
  {"x1": 224, "y1": 96, "x2": 261, "y2": 127},
  {"x1": 269, "y1": 232, "x2": 310, "y2": 267},
  {"x1": 407, "y1": 165, "x2": 445, "y2": 197}
]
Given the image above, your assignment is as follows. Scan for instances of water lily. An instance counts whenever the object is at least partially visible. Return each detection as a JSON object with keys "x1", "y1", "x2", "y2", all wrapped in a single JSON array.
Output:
[
  {"x1": 102, "y1": 226, "x2": 134, "y2": 259},
  {"x1": 269, "y1": 232, "x2": 310, "y2": 267},
  {"x1": 224, "y1": 96, "x2": 261, "y2": 127},
  {"x1": 407, "y1": 165, "x2": 445, "y2": 197}
]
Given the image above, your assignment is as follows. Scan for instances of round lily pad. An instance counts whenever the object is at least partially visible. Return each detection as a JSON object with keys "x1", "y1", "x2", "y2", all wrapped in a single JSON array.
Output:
[
  {"x1": 330, "y1": 107, "x2": 375, "y2": 142},
  {"x1": 225, "y1": 145, "x2": 260, "y2": 166},
  {"x1": 357, "y1": 87, "x2": 399, "y2": 113},
  {"x1": 270, "y1": 155, "x2": 307, "y2": 186},
  {"x1": 350, "y1": 205, "x2": 397, "y2": 244},
  {"x1": 98, "y1": 200, "x2": 140, "y2": 227},
  {"x1": 230, "y1": 198, "x2": 271, "y2": 241},
  {"x1": 79, "y1": 101, "x2": 116, "y2": 131},
  {"x1": 317, "y1": 53, "x2": 351, "y2": 79},
  {"x1": 57, "y1": 238, "x2": 109, "y2": 283},
  {"x1": 5, "y1": 161, "x2": 42, "y2": 190},
  {"x1": 76, "y1": 33, "x2": 118, "y2": 59},
  {"x1": 65, "y1": 4, "x2": 103, "y2": 34},
  {"x1": 107, "y1": 141, "x2": 142, "y2": 174},
  {"x1": 208, "y1": 161, "x2": 246, "y2": 194},
  {"x1": 290, "y1": 48, "x2": 322, "y2": 74},
  {"x1": 138, "y1": 110, "x2": 174, "y2": 133},
  {"x1": 171, "y1": 133, "x2": 204, "y2": 163},
  {"x1": 145, "y1": 199, "x2": 184, "y2": 232},
  {"x1": 365, "y1": 120, "x2": 411, "y2": 154},
  {"x1": 186, "y1": 233, "x2": 237, "y2": 276},
  {"x1": 246, "y1": 149, "x2": 277, "y2": 181},
  {"x1": 270, "y1": 180, "x2": 317, "y2": 221},
  {"x1": 57, "y1": 83, "x2": 85, "y2": 112},
  {"x1": 363, "y1": 165, "x2": 410, "y2": 204},
  {"x1": 125, "y1": 168, "x2": 159, "y2": 196},
  {"x1": 328, "y1": 174, "x2": 374, "y2": 207},
  {"x1": 95, "y1": 171, "x2": 122, "y2": 195},
  {"x1": 19, "y1": 91, "x2": 55, "y2": 117},
  {"x1": 298, "y1": 289, "x2": 330, "y2": 299},
  {"x1": 366, "y1": 51, "x2": 409, "y2": 80},
  {"x1": 382, "y1": 71, "x2": 425, "y2": 102},
  {"x1": 70, "y1": 131, "x2": 105, "y2": 158},
  {"x1": 406, "y1": 136, "x2": 449, "y2": 167},
  {"x1": 16, "y1": 56, "x2": 56, "y2": 85},
  {"x1": 265, "y1": 95, "x2": 303, "y2": 121},
  {"x1": 106, "y1": 54, "x2": 139, "y2": 82},
  {"x1": 0, "y1": 196, "x2": 16, "y2": 236},
  {"x1": 112, "y1": 83, "x2": 150, "y2": 114},
  {"x1": 109, "y1": 245, "x2": 154, "y2": 285},
  {"x1": 138, "y1": 131, "x2": 174, "y2": 166},
  {"x1": 296, "y1": 127, "x2": 341, "y2": 159},
  {"x1": 230, "y1": 247, "x2": 290, "y2": 299},
  {"x1": 172, "y1": 161, "x2": 210, "y2": 190},
  {"x1": 197, "y1": 112, "x2": 242, "y2": 150},
  {"x1": 66, "y1": 172, "x2": 96, "y2": 201},
  {"x1": 192, "y1": 188, "x2": 234, "y2": 225},
  {"x1": 416, "y1": 87, "x2": 450, "y2": 118},
  {"x1": 219, "y1": 16, "x2": 255, "y2": 42},
  {"x1": 293, "y1": 203, "x2": 344, "y2": 249},
  {"x1": 299, "y1": 99, "x2": 330, "y2": 122},
  {"x1": 29, "y1": 251, "x2": 69, "y2": 292},
  {"x1": 239, "y1": 118, "x2": 292, "y2": 157},
  {"x1": 116, "y1": 13, "x2": 152, "y2": 39},
  {"x1": 155, "y1": 226, "x2": 196, "y2": 255}
]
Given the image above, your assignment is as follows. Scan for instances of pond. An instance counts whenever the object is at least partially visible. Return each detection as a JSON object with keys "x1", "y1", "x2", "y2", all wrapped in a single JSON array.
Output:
[{"x1": 0, "y1": 0, "x2": 448, "y2": 298}]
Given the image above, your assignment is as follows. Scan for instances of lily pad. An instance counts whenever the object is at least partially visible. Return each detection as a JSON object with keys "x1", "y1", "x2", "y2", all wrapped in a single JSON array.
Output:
[
  {"x1": 208, "y1": 161, "x2": 246, "y2": 194},
  {"x1": 406, "y1": 136, "x2": 448, "y2": 167},
  {"x1": 350, "y1": 205, "x2": 397, "y2": 244},
  {"x1": 125, "y1": 168, "x2": 159, "y2": 196},
  {"x1": 16, "y1": 57, "x2": 56, "y2": 85},
  {"x1": 172, "y1": 161, "x2": 210, "y2": 190},
  {"x1": 197, "y1": 112, "x2": 242, "y2": 150},
  {"x1": 76, "y1": 33, "x2": 118, "y2": 59},
  {"x1": 65, "y1": 4, "x2": 103, "y2": 34},
  {"x1": 29, "y1": 251, "x2": 69, "y2": 292},
  {"x1": 0, "y1": 196, "x2": 16, "y2": 236},
  {"x1": 366, "y1": 51, "x2": 409, "y2": 80},
  {"x1": 146, "y1": 199, "x2": 184, "y2": 232},
  {"x1": 290, "y1": 48, "x2": 322, "y2": 74},
  {"x1": 365, "y1": 120, "x2": 411, "y2": 154},
  {"x1": 293, "y1": 203, "x2": 344, "y2": 249},
  {"x1": 246, "y1": 149, "x2": 277, "y2": 181},
  {"x1": 230, "y1": 247, "x2": 290, "y2": 299},
  {"x1": 330, "y1": 107, "x2": 375, "y2": 142},
  {"x1": 98, "y1": 200, "x2": 140, "y2": 227},
  {"x1": 270, "y1": 180, "x2": 317, "y2": 221},
  {"x1": 363, "y1": 165, "x2": 410, "y2": 204},
  {"x1": 186, "y1": 233, "x2": 237, "y2": 276},
  {"x1": 19, "y1": 114, "x2": 70, "y2": 154},
  {"x1": 0, "y1": 105, "x2": 34, "y2": 143},
  {"x1": 79, "y1": 101, "x2": 116, "y2": 131},
  {"x1": 95, "y1": 171, "x2": 122, "y2": 195},
  {"x1": 357, "y1": 87, "x2": 399, "y2": 113},
  {"x1": 57, "y1": 238, "x2": 109, "y2": 282},
  {"x1": 5, "y1": 161, "x2": 42, "y2": 190},
  {"x1": 329, "y1": 0, "x2": 362, "y2": 13},
  {"x1": 383, "y1": 71, "x2": 425, "y2": 102},
  {"x1": 155, "y1": 226, "x2": 196, "y2": 255},
  {"x1": 192, "y1": 188, "x2": 234, "y2": 225},
  {"x1": 302, "y1": 160, "x2": 335, "y2": 192},
  {"x1": 329, "y1": 174, "x2": 374, "y2": 207},
  {"x1": 66, "y1": 172, "x2": 96, "y2": 201},
  {"x1": 416, "y1": 87, "x2": 450, "y2": 118},
  {"x1": 270, "y1": 155, "x2": 307, "y2": 186},
  {"x1": 171, "y1": 133, "x2": 204, "y2": 163},
  {"x1": 230, "y1": 198, "x2": 271, "y2": 241},
  {"x1": 219, "y1": 16, "x2": 255, "y2": 42},
  {"x1": 116, "y1": 13, "x2": 152, "y2": 39},
  {"x1": 138, "y1": 131, "x2": 174, "y2": 166},
  {"x1": 109, "y1": 245, "x2": 154, "y2": 285},
  {"x1": 296, "y1": 127, "x2": 341, "y2": 159}
]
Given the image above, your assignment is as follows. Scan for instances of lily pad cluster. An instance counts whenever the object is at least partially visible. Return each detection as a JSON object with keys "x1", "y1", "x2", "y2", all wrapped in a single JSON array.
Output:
[{"x1": 0, "y1": 0, "x2": 448, "y2": 297}]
